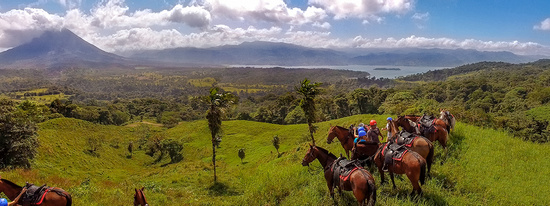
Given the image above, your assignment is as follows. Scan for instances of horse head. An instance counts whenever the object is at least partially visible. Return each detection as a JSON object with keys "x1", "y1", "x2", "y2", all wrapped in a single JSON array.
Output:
[
  {"x1": 301, "y1": 144, "x2": 317, "y2": 166},
  {"x1": 326, "y1": 126, "x2": 337, "y2": 144},
  {"x1": 134, "y1": 187, "x2": 149, "y2": 206}
]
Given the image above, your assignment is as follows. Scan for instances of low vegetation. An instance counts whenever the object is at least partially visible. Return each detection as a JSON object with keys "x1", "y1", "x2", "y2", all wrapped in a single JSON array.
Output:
[{"x1": 0, "y1": 116, "x2": 548, "y2": 205}]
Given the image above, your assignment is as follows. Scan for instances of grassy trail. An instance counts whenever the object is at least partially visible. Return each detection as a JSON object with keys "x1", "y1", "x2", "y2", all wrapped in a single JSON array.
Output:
[{"x1": 0, "y1": 116, "x2": 549, "y2": 205}]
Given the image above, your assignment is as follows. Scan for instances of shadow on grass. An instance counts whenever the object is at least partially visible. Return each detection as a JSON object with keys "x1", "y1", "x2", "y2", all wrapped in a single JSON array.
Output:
[{"x1": 208, "y1": 182, "x2": 241, "y2": 196}]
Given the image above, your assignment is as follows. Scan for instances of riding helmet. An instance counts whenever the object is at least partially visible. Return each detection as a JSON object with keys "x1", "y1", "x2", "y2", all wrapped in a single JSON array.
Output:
[
  {"x1": 358, "y1": 130, "x2": 367, "y2": 137},
  {"x1": 370, "y1": 120, "x2": 377, "y2": 126},
  {"x1": 387, "y1": 117, "x2": 393, "y2": 121},
  {"x1": 358, "y1": 127, "x2": 365, "y2": 131},
  {"x1": 0, "y1": 198, "x2": 8, "y2": 206}
]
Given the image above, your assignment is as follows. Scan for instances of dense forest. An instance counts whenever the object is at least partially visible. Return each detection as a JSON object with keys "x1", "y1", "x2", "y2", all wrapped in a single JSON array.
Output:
[{"x1": 1, "y1": 60, "x2": 550, "y2": 143}]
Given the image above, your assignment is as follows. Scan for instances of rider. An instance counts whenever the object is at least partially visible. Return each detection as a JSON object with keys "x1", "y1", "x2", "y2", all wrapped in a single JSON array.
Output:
[
  {"x1": 353, "y1": 123, "x2": 366, "y2": 139},
  {"x1": 366, "y1": 120, "x2": 384, "y2": 143},
  {"x1": 381, "y1": 117, "x2": 393, "y2": 140}
]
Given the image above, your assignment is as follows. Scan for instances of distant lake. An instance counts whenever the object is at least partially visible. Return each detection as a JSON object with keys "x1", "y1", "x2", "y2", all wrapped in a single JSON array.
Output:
[{"x1": 228, "y1": 65, "x2": 451, "y2": 79}]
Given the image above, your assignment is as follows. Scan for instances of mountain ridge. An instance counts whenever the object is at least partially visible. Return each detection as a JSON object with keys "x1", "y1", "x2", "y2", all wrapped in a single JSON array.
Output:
[{"x1": 0, "y1": 29, "x2": 541, "y2": 69}]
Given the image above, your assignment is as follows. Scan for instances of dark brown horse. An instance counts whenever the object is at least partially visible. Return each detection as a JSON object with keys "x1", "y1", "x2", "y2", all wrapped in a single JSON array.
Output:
[
  {"x1": 396, "y1": 116, "x2": 448, "y2": 149},
  {"x1": 0, "y1": 177, "x2": 72, "y2": 206},
  {"x1": 327, "y1": 126, "x2": 355, "y2": 158},
  {"x1": 302, "y1": 145, "x2": 376, "y2": 206},
  {"x1": 134, "y1": 187, "x2": 149, "y2": 206},
  {"x1": 373, "y1": 143, "x2": 426, "y2": 195},
  {"x1": 439, "y1": 109, "x2": 456, "y2": 132},
  {"x1": 327, "y1": 126, "x2": 379, "y2": 160},
  {"x1": 387, "y1": 120, "x2": 434, "y2": 173}
]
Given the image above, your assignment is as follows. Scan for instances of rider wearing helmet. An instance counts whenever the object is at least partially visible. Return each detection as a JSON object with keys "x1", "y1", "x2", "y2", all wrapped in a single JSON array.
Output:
[
  {"x1": 366, "y1": 120, "x2": 384, "y2": 143},
  {"x1": 382, "y1": 117, "x2": 394, "y2": 140}
]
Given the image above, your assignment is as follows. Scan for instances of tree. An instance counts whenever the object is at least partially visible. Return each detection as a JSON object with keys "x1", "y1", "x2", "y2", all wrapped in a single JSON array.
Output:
[
  {"x1": 295, "y1": 78, "x2": 322, "y2": 145},
  {"x1": 205, "y1": 87, "x2": 236, "y2": 182},
  {"x1": 272, "y1": 135, "x2": 280, "y2": 156},
  {"x1": 161, "y1": 139, "x2": 183, "y2": 163},
  {"x1": 238, "y1": 148, "x2": 245, "y2": 164},
  {"x1": 0, "y1": 98, "x2": 39, "y2": 168}
]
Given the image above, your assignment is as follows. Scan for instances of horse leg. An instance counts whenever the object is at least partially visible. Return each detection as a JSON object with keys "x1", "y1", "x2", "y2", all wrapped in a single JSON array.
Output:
[
  {"x1": 378, "y1": 167, "x2": 386, "y2": 185},
  {"x1": 406, "y1": 171, "x2": 422, "y2": 196},
  {"x1": 389, "y1": 172, "x2": 397, "y2": 189},
  {"x1": 327, "y1": 181, "x2": 335, "y2": 199}
]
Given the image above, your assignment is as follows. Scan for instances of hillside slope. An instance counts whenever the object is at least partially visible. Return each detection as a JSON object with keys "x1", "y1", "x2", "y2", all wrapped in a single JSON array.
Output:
[{"x1": 0, "y1": 117, "x2": 549, "y2": 205}]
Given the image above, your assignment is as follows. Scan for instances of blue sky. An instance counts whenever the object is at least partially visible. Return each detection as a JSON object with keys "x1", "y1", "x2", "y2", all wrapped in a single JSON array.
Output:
[{"x1": 0, "y1": 0, "x2": 549, "y2": 56}]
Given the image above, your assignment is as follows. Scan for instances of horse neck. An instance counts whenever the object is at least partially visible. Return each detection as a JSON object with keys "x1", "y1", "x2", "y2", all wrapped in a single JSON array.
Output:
[
  {"x1": 389, "y1": 121, "x2": 399, "y2": 137},
  {"x1": 0, "y1": 181, "x2": 23, "y2": 200},
  {"x1": 314, "y1": 149, "x2": 335, "y2": 170},
  {"x1": 335, "y1": 127, "x2": 349, "y2": 142}
]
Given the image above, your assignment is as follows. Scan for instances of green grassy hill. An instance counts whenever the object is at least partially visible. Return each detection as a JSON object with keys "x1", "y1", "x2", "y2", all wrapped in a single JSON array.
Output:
[{"x1": 1, "y1": 116, "x2": 549, "y2": 205}]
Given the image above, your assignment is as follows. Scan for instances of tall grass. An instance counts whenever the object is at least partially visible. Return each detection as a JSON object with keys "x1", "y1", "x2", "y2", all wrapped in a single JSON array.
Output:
[{"x1": 0, "y1": 116, "x2": 548, "y2": 205}]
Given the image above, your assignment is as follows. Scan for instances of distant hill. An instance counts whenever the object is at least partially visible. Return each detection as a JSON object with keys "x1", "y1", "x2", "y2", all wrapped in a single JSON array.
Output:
[
  {"x1": 348, "y1": 48, "x2": 536, "y2": 67},
  {"x1": 0, "y1": 29, "x2": 540, "y2": 69},
  {"x1": 130, "y1": 41, "x2": 349, "y2": 66},
  {"x1": 131, "y1": 42, "x2": 537, "y2": 67},
  {"x1": 0, "y1": 29, "x2": 132, "y2": 69}
]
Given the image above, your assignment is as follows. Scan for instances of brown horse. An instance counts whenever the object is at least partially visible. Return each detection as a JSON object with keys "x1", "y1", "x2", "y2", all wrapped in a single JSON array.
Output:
[
  {"x1": 327, "y1": 126, "x2": 379, "y2": 161},
  {"x1": 327, "y1": 125, "x2": 355, "y2": 158},
  {"x1": 373, "y1": 143, "x2": 426, "y2": 195},
  {"x1": 0, "y1": 177, "x2": 72, "y2": 206},
  {"x1": 396, "y1": 116, "x2": 448, "y2": 149},
  {"x1": 439, "y1": 109, "x2": 456, "y2": 132},
  {"x1": 387, "y1": 120, "x2": 434, "y2": 174},
  {"x1": 302, "y1": 145, "x2": 376, "y2": 206},
  {"x1": 134, "y1": 187, "x2": 149, "y2": 206}
]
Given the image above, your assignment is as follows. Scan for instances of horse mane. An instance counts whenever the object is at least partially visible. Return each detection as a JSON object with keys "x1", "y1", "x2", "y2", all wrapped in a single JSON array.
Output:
[
  {"x1": 0, "y1": 179, "x2": 23, "y2": 189},
  {"x1": 314, "y1": 146, "x2": 337, "y2": 159},
  {"x1": 333, "y1": 125, "x2": 348, "y2": 131}
]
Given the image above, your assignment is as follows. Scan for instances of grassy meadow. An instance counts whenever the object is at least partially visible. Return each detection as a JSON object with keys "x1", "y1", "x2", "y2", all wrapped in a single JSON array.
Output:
[{"x1": 1, "y1": 115, "x2": 549, "y2": 205}]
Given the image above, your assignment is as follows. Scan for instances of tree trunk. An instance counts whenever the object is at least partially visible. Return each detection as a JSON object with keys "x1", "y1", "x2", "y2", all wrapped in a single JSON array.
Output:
[
  {"x1": 212, "y1": 142, "x2": 217, "y2": 182},
  {"x1": 308, "y1": 123, "x2": 316, "y2": 145}
]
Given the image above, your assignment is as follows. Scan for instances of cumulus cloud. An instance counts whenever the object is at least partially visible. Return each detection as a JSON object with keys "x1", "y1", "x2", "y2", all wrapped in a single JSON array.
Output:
[
  {"x1": 534, "y1": 18, "x2": 550, "y2": 30},
  {"x1": 203, "y1": 0, "x2": 327, "y2": 26},
  {"x1": 90, "y1": 0, "x2": 211, "y2": 29},
  {"x1": 309, "y1": 0, "x2": 414, "y2": 20},
  {"x1": 351, "y1": 35, "x2": 550, "y2": 56}
]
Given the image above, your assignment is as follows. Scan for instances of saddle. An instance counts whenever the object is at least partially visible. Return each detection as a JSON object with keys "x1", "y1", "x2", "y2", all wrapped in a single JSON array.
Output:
[
  {"x1": 418, "y1": 115, "x2": 435, "y2": 128},
  {"x1": 382, "y1": 143, "x2": 408, "y2": 161},
  {"x1": 20, "y1": 183, "x2": 52, "y2": 206},
  {"x1": 395, "y1": 131, "x2": 418, "y2": 147},
  {"x1": 331, "y1": 157, "x2": 360, "y2": 188}
]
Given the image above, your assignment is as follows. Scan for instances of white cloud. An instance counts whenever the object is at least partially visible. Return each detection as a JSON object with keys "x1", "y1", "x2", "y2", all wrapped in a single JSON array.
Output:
[
  {"x1": 412, "y1": 12, "x2": 429, "y2": 21},
  {"x1": 309, "y1": 0, "x2": 414, "y2": 20},
  {"x1": 534, "y1": 18, "x2": 550, "y2": 31},
  {"x1": 58, "y1": 0, "x2": 82, "y2": 9},
  {"x1": 90, "y1": 0, "x2": 211, "y2": 29},
  {"x1": 351, "y1": 35, "x2": 550, "y2": 56},
  {"x1": 203, "y1": 0, "x2": 327, "y2": 26}
]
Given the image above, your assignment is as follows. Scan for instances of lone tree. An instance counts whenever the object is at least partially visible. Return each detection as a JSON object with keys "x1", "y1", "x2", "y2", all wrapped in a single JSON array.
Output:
[
  {"x1": 205, "y1": 87, "x2": 236, "y2": 182},
  {"x1": 295, "y1": 78, "x2": 322, "y2": 145},
  {"x1": 272, "y1": 135, "x2": 280, "y2": 156},
  {"x1": 238, "y1": 148, "x2": 245, "y2": 164},
  {"x1": 0, "y1": 98, "x2": 39, "y2": 169}
]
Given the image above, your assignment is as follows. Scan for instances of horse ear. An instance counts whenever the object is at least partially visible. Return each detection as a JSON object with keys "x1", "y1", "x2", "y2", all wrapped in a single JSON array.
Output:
[
  {"x1": 309, "y1": 143, "x2": 312, "y2": 148},
  {"x1": 141, "y1": 187, "x2": 145, "y2": 191}
]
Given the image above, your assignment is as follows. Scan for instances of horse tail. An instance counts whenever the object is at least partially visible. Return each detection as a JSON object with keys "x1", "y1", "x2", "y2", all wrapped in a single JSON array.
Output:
[
  {"x1": 367, "y1": 177, "x2": 376, "y2": 206},
  {"x1": 426, "y1": 139, "x2": 434, "y2": 174},
  {"x1": 419, "y1": 157, "x2": 427, "y2": 186}
]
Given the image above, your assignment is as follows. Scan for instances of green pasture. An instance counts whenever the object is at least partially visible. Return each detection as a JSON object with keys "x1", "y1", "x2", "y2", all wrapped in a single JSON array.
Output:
[{"x1": 1, "y1": 116, "x2": 549, "y2": 205}]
